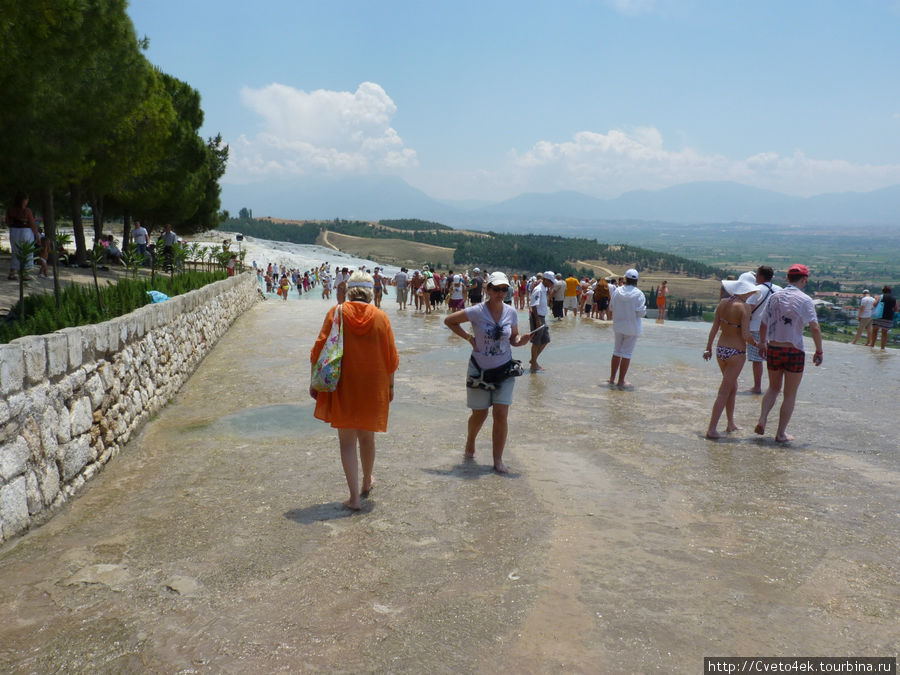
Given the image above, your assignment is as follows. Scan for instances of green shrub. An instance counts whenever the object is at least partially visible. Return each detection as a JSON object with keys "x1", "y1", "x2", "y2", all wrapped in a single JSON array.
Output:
[{"x1": 0, "y1": 270, "x2": 228, "y2": 343}]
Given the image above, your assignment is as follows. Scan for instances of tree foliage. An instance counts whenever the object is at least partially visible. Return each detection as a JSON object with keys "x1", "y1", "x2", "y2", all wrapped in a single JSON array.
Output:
[
  {"x1": 0, "y1": 2, "x2": 227, "y2": 242},
  {"x1": 218, "y1": 218, "x2": 322, "y2": 244}
]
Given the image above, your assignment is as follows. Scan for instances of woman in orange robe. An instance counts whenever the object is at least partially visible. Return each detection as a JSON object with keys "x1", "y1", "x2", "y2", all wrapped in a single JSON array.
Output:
[{"x1": 310, "y1": 270, "x2": 399, "y2": 510}]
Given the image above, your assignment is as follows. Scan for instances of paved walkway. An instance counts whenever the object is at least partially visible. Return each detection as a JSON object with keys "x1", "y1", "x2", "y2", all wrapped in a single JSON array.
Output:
[{"x1": 1, "y1": 295, "x2": 897, "y2": 672}]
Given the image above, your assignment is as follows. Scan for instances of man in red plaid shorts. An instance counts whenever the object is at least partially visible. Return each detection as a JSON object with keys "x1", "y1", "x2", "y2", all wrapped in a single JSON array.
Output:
[{"x1": 755, "y1": 264, "x2": 824, "y2": 443}]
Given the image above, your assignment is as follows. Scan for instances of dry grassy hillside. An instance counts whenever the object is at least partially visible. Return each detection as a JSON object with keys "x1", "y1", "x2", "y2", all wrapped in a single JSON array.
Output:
[
  {"x1": 578, "y1": 259, "x2": 724, "y2": 304},
  {"x1": 318, "y1": 231, "x2": 455, "y2": 268}
]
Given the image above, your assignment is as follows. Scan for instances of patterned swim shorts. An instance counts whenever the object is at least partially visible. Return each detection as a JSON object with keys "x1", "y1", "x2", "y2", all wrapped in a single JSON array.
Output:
[{"x1": 766, "y1": 344, "x2": 805, "y2": 373}]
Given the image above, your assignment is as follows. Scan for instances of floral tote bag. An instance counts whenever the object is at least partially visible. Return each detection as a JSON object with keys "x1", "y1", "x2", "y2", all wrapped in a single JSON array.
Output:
[{"x1": 310, "y1": 305, "x2": 343, "y2": 392}]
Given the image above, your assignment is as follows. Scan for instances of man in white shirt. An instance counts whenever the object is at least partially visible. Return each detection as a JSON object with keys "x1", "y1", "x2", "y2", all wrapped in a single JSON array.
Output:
[
  {"x1": 393, "y1": 268, "x2": 409, "y2": 310},
  {"x1": 528, "y1": 271, "x2": 555, "y2": 372},
  {"x1": 551, "y1": 273, "x2": 566, "y2": 320},
  {"x1": 756, "y1": 264, "x2": 823, "y2": 443},
  {"x1": 131, "y1": 221, "x2": 149, "y2": 261},
  {"x1": 746, "y1": 266, "x2": 782, "y2": 394},
  {"x1": 608, "y1": 268, "x2": 647, "y2": 389},
  {"x1": 851, "y1": 289, "x2": 876, "y2": 345}
]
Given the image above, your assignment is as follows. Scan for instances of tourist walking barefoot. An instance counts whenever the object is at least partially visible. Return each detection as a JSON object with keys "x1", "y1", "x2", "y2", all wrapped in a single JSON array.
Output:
[
  {"x1": 755, "y1": 264, "x2": 823, "y2": 443},
  {"x1": 745, "y1": 266, "x2": 781, "y2": 394},
  {"x1": 310, "y1": 271, "x2": 399, "y2": 510},
  {"x1": 850, "y1": 289, "x2": 876, "y2": 345},
  {"x1": 608, "y1": 269, "x2": 647, "y2": 388},
  {"x1": 445, "y1": 272, "x2": 531, "y2": 473},
  {"x1": 528, "y1": 272, "x2": 555, "y2": 371},
  {"x1": 704, "y1": 277, "x2": 758, "y2": 439},
  {"x1": 867, "y1": 286, "x2": 896, "y2": 350}
]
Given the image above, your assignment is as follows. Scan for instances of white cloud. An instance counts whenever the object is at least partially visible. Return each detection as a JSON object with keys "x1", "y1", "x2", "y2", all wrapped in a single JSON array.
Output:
[
  {"x1": 509, "y1": 127, "x2": 900, "y2": 197},
  {"x1": 227, "y1": 82, "x2": 417, "y2": 181}
]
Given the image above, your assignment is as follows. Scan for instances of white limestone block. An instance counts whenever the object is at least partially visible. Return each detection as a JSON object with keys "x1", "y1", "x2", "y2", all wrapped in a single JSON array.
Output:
[
  {"x1": 0, "y1": 436, "x2": 29, "y2": 481},
  {"x1": 69, "y1": 396, "x2": 93, "y2": 436},
  {"x1": 58, "y1": 327, "x2": 83, "y2": 369},
  {"x1": 0, "y1": 476, "x2": 29, "y2": 537},
  {"x1": 59, "y1": 436, "x2": 91, "y2": 481},
  {"x1": 0, "y1": 342, "x2": 25, "y2": 396},
  {"x1": 46, "y1": 332, "x2": 69, "y2": 378},
  {"x1": 11, "y1": 336, "x2": 46, "y2": 385}
]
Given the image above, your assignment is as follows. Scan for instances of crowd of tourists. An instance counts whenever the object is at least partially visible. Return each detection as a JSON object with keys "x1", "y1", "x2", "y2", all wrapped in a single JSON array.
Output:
[{"x1": 302, "y1": 259, "x2": 896, "y2": 509}]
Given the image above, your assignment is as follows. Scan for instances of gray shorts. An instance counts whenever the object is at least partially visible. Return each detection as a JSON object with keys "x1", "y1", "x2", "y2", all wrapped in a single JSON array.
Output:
[
  {"x1": 466, "y1": 361, "x2": 516, "y2": 409},
  {"x1": 396, "y1": 287, "x2": 408, "y2": 304},
  {"x1": 747, "y1": 330, "x2": 763, "y2": 362},
  {"x1": 529, "y1": 312, "x2": 551, "y2": 345}
]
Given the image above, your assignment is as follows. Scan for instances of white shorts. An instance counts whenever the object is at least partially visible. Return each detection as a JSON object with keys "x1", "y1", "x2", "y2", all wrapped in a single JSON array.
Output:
[
  {"x1": 564, "y1": 296, "x2": 578, "y2": 310},
  {"x1": 9, "y1": 228, "x2": 35, "y2": 270},
  {"x1": 612, "y1": 333, "x2": 639, "y2": 359}
]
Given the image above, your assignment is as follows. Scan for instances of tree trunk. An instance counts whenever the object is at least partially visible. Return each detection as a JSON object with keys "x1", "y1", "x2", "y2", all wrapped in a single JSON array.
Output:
[
  {"x1": 123, "y1": 211, "x2": 132, "y2": 246},
  {"x1": 90, "y1": 194, "x2": 105, "y2": 246},
  {"x1": 70, "y1": 185, "x2": 87, "y2": 265},
  {"x1": 39, "y1": 187, "x2": 62, "y2": 307}
]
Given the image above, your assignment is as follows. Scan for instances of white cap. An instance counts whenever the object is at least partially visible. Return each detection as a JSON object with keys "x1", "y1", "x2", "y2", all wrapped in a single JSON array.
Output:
[
  {"x1": 472, "y1": 267, "x2": 481, "y2": 273},
  {"x1": 486, "y1": 271, "x2": 510, "y2": 287},
  {"x1": 543, "y1": 270, "x2": 555, "y2": 280},
  {"x1": 625, "y1": 268, "x2": 639, "y2": 280}
]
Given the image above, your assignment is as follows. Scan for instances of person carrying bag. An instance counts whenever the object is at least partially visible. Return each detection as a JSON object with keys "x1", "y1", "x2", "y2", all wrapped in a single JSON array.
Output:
[{"x1": 443, "y1": 271, "x2": 533, "y2": 473}]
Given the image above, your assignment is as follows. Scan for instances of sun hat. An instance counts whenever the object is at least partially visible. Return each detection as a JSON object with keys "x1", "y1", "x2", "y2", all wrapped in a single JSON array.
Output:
[
  {"x1": 738, "y1": 271, "x2": 758, "y2": 286},
  {"x1": 453, "y1": 274, "x2": 461, "y2": 282},
  {"x1": 486, "y1": 271, "x2": 510, "y2": 288},
  {"x1": 787, "y1": 263, "x2": 810, "y2": 277},
  {"x1": 543, "y1": 270, "x2": 555, "y2": 280},
  {"x1": 625, "y1": 268, "x2": 639, "y2": 280},
  {"x1": 722, "y1": 277, "x2": 759, "y2": 296}
]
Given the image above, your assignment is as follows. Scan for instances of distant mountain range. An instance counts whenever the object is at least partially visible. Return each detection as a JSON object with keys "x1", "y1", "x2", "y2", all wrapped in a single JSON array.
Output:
[{"x1": 222, "y1": 176, "x2": 900, "y2": 230}]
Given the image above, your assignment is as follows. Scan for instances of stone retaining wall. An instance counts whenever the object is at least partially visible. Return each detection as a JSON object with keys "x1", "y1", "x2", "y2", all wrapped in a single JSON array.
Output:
[{"x1": 0, "y1": 273, "x2": 259, "y2": 544}]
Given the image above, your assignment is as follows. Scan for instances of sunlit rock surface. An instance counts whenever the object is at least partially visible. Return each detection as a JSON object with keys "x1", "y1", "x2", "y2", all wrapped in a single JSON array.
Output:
[{"x1": 0, "y1": 293, "x2": 896, "y2": 672}]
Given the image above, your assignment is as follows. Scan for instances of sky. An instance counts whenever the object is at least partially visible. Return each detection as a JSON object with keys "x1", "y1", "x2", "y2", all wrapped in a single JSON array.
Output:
[{"x1": 127, "y1": 0, "x2": 900, "y2": 203}]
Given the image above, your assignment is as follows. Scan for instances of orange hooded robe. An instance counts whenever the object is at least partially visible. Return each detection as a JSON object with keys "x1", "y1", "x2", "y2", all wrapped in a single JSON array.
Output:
[{"x1": 310, "y1": 302, "x2": 399, "y2": 432}]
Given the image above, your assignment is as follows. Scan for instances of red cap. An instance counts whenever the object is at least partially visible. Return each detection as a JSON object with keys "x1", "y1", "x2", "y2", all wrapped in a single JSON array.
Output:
[{"x1": 787, "y1": 263, "x2": 809, "y2": 277}]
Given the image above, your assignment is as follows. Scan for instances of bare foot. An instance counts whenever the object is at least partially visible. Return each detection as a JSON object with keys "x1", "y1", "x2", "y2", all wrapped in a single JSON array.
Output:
[
  {"x1": 726, "y1": 423, "x2": 742, "y2": 432},
  {"x1": 746, "y1": 388, "x2": 763, "y2": 395},
  {"x1": 361, "y1": 478, "x2": 375, "y2": 496},
  {"x1": 607, "y1": 379, "x2": 616, "y2": 386},
  {"x1": 617, "y1": 381, "x2": 633, "y2": 389},
  {"x1": 530, "y1": 363, "x2": 545, "y2": 372},
  {"x1": 493, "y1": 461, "x2": 509, "y2": 474},
  {"x1": 754, "y1": 423, "x2": 765, "y2": 435},
  {"x1": 705, "y1": 430, "x2": 722, "y2": 440},
  {"x1": 342, "y1": 498, "x2": 361, "y2": 511},
  {"x1": 775, "y1": 434, "x2": 795, "y2": 443}
]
